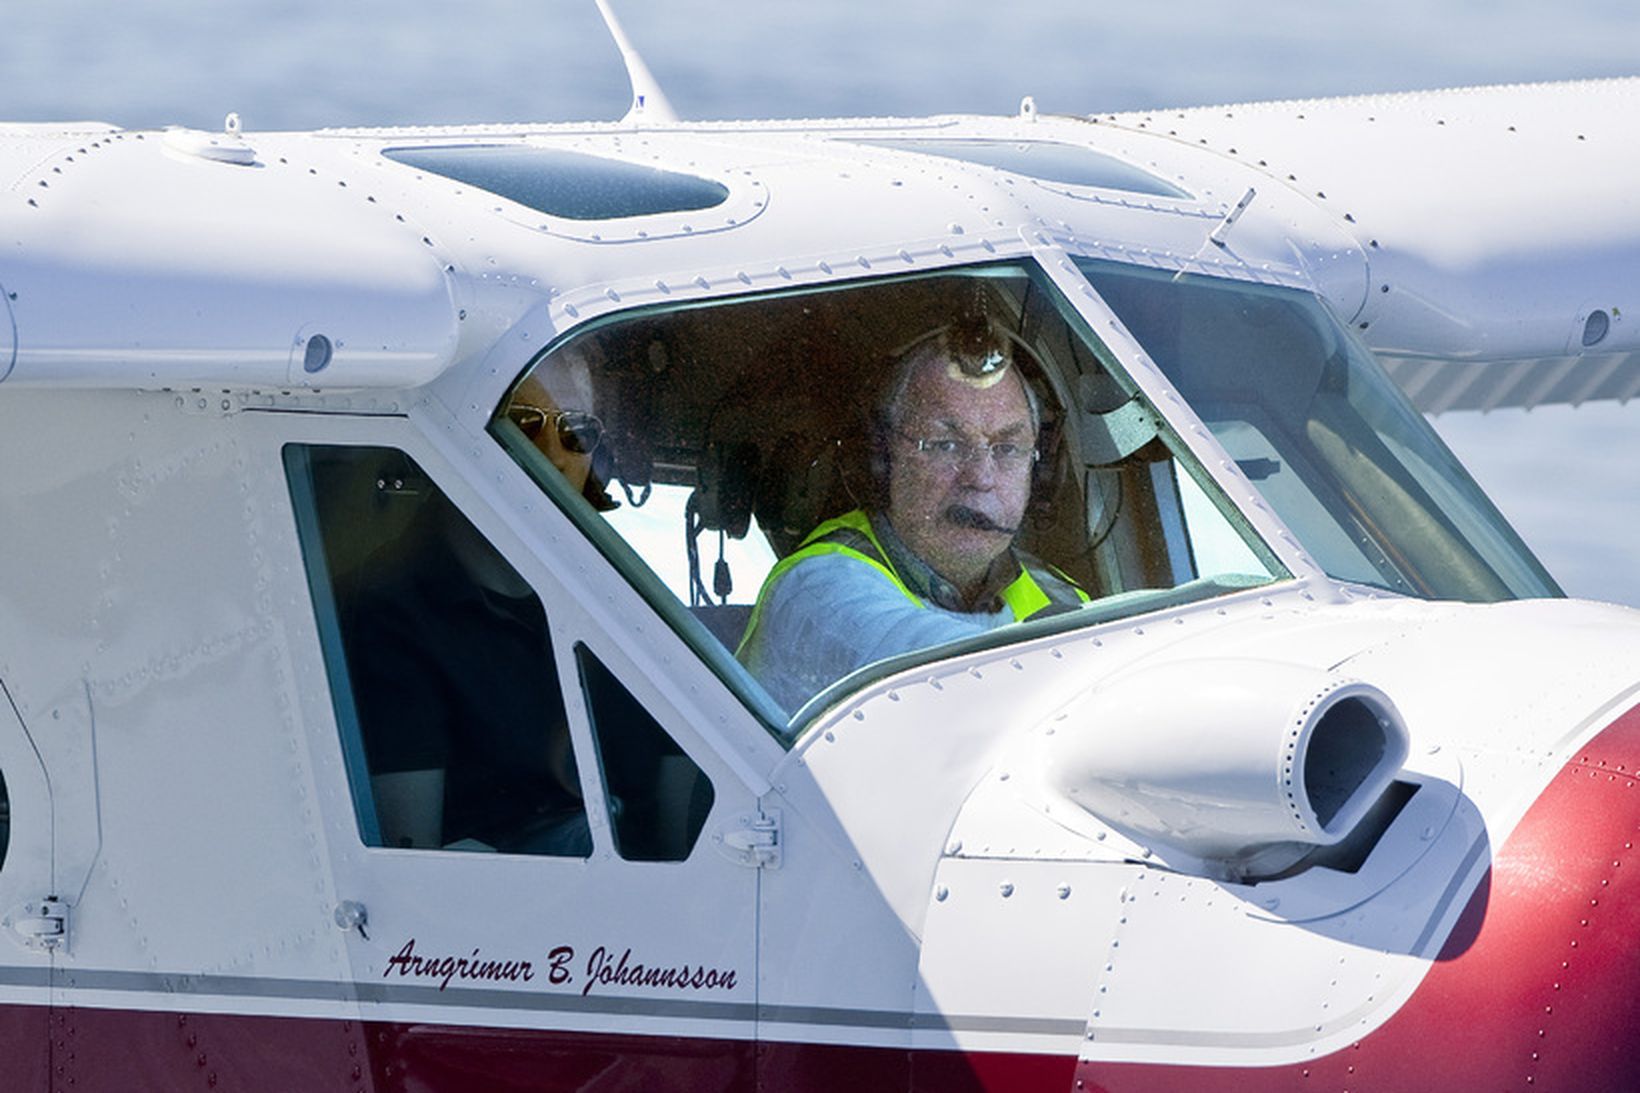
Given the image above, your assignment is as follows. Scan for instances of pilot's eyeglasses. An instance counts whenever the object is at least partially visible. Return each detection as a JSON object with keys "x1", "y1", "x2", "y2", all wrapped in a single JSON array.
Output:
[
  {"x1": 507, "y1": 405, "x2": 605, "y2": 455},
  {"x1": 900, "y1": 433, "x2": 1039, "y2": 469}
]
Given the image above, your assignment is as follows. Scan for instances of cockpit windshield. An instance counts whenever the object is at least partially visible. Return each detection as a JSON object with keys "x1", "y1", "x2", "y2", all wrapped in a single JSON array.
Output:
[
  {"x1": 1075, "y1": 258, "x2": 1560, "y2": 602},
  {"x1": 491, "y1": 262, "x2": 1285, "y2": 739}
]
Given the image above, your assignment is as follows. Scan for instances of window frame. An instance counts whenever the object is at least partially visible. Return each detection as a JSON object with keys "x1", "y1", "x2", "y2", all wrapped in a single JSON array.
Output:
[
  {"x1": 283, "y1": 438, "x2": 610, "y2": 857},
  {"x1": 271, "y1": 398, "x2": 777, "y2": 862}
]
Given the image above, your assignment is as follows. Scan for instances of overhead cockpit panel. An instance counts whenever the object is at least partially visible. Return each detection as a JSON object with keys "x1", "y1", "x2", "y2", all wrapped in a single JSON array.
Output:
[
  {"x1": 383, "y1": 145, "x2": 730, "y2": 220},
  {"x1": 382, "y1": 143, "x2": 762, "y2": 243}
]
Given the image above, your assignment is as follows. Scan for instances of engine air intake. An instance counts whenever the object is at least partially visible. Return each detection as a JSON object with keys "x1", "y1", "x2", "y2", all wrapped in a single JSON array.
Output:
[{"x1": 1043, "y1": 658, "x2": 1410, "y2": 878}]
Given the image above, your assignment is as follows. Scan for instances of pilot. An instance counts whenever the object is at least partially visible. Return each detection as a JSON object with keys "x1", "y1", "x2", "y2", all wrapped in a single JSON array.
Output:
[
  {"x1": 340, "y1": 356, "x2": 610, "y2": 854},
  {"x1": 737, "y1": 317, "x2": 1086, "y2": 712}
]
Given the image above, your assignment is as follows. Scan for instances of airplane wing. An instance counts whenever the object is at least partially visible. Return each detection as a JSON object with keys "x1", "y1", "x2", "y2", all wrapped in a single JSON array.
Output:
[{"x1": 1103, "y1": 78, "x2": 1640, "y2": 413}]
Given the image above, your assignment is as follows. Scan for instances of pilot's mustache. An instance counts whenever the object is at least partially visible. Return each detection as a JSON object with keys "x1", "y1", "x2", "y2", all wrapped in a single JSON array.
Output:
[{"x1": 944, "y1": 504, "x2": 1016, "y2": 535}]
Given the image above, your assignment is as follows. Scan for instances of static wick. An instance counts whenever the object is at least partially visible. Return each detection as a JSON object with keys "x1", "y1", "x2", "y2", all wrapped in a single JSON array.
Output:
[{"x1": 1208, "y1": 187, "x2": 1257, "y2": 250}]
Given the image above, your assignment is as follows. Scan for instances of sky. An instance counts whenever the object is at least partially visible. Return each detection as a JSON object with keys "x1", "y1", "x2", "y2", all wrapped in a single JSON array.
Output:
[{"x1": 5, "y1": 0, "x2": 1639, "y2": 604}]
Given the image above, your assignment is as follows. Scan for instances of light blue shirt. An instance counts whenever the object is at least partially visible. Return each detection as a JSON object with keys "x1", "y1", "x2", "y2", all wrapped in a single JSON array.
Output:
[{"x1": 738, "y1": 552, "x2": 1014, "y2": 715}]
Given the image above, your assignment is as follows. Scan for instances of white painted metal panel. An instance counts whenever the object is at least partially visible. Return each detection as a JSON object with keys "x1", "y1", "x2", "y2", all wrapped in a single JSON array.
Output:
[
  {"x1": 914, "y1": 857, "x2": 1123, "y2": 1056},
  {"x1": 1, "y1": 133, "x2": 459, "y2": 390},
  {"x1": 0, "y1": 388, "x2": 355, "y2": 1023}
]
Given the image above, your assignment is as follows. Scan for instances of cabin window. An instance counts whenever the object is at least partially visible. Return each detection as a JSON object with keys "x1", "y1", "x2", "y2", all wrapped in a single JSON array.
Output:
[
  {"x1": 285, "y1": 445, "x2": 592, "y2": 856},
  {"x1": 0, "y1": 769, "x2": 8, "y2": 871},
  {"x1": 490, "y1": 262, "x2": 1284, "y2": 737},
  {"x1": 575, "y1": 645, "x2": 715, "y2": 861}
]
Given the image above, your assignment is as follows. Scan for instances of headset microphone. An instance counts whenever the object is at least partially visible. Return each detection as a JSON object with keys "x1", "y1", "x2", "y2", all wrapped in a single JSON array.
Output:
[{"x1": 946, "y1": 505, "x2": 1017, "y2": 535}]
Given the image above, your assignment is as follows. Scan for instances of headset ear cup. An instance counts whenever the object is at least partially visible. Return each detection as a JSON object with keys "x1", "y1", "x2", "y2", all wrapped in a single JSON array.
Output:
[
  {"x1": 1026, "y1": 417, "x2": 1057, "y2": 525},
  {"x1": 1034, "y1": 417, "x2": 1059, "y2": 496}
]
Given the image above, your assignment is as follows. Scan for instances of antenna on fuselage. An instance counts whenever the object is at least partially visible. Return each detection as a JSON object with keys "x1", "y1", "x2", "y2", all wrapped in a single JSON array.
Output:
[
  {"x1": 593, "y1": 0, "x2": 679, "y2": 124},
  {"x1": 1175, "y1": 185, "x2": 1258, "y2": 280}
]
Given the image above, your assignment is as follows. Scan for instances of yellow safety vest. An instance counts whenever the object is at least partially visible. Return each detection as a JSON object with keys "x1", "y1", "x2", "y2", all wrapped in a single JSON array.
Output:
[{"x1": 738, "y1": 509, "x2": 1086, "y2": 655}]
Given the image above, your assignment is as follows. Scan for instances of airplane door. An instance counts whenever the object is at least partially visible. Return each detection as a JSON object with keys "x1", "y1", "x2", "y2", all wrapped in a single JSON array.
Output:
[
  {"x1": 0, "y1": 678, "x2": 58, "y2": 1092},
  {"x1": 282, "y1": 437, "x2": 761, "y2": 1093}
]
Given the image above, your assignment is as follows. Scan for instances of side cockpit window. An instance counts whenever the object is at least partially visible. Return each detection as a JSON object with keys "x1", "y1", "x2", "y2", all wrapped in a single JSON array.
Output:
[
  {"x1": 286, "y1": 445, "x2": 591, "y2": 856},
  {"x1": 492, "y1": 263, "x2": 1285, "y2": 737},
  {"x1": 577, "y1": 645, "x2": 714, "y2": 862}
]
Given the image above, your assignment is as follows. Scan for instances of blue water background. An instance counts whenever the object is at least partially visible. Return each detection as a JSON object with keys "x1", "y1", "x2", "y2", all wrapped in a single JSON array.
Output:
[{"x1": 6, "y1": 0, "x2": 1639, "y2": 604}]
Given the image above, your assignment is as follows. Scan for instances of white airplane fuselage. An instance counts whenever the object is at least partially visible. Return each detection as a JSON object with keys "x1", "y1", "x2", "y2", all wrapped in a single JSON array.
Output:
[{"x1": 1, "y1": 80, "x2": 1639, "y2": 1091}]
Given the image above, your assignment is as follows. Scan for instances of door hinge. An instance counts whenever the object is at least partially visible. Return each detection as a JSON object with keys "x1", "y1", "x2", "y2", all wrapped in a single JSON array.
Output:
[
  {"x1": 716, "y1": 809, "x2": 781, "y2": 870},
  {"x1": 7, "y1": 897, "x2": 69, "y2": 952}
]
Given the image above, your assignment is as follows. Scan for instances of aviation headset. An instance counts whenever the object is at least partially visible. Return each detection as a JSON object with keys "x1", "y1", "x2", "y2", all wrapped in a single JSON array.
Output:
[{"x1": 863, "y1": 310, "x2": 1056, "y2": 512}]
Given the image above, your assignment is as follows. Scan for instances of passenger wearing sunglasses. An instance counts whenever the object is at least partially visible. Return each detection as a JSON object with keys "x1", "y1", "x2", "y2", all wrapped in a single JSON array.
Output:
[
  {"x1": 507, "y1": 354, "x2": 619, "y2": 511},
  {"x1": 738, "y1": 321, "x2": 1085, "y2": 714}
]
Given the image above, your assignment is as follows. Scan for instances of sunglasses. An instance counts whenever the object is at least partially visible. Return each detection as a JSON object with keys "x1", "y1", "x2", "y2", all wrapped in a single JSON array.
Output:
[{"x1": 506, "y1": 405, "x2": 605, "y2": 455}]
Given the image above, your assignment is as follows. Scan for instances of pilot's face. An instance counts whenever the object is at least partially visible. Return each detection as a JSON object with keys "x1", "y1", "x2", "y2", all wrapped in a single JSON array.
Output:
[{"x1": 886, "y1": 358, "x2": 1035, "y2": 596}]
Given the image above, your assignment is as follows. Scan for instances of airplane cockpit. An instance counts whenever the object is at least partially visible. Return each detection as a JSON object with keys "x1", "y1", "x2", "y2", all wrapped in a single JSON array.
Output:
[
  {"x1": 489, "y1": 262, "x2": 1276, "y2": 731},
  {"x1": 479, "y1": 257, "x2": 1558, "y2": 738}
]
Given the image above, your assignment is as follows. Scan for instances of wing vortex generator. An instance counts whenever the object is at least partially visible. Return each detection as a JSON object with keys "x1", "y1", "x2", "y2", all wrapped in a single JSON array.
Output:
[{"x1": 1044, "y1": 660, "x2": 1410, "y2": 880}]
